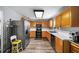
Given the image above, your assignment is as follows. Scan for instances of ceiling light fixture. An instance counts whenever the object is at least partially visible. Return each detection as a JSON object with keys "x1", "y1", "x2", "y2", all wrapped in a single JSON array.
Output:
[{"x1": 34, "y1": 10, "x2": 44, "y2": 18}]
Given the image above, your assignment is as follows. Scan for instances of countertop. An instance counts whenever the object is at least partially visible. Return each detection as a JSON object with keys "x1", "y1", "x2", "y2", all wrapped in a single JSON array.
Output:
[
  {"x1": 30, "y1": 28, "x2": 72, "y2": 40},
  {"x1": 48, "y1": 31, "x2": 72, "y2": 40}
]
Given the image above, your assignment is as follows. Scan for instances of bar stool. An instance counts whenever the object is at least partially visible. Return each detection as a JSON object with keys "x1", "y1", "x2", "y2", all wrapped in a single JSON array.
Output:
[{"x1": 10, "y1": 35, "x2": 23, "y2": 53}]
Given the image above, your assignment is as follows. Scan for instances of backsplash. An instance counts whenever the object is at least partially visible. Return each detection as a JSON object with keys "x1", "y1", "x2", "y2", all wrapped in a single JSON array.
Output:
[
  {"x1": 56, "y1": 27, "x2": 79, "y2": 40},
  {"x1": 30, "y1": 28, "x2": 49, "y2": 31},
  {"x1": 61, "y1": 27, "x2": 79, "y2": 33}
]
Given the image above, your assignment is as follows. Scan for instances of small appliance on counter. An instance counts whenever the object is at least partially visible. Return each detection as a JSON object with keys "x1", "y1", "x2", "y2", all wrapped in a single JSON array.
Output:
[{"x1": 70, "y1": 31, "x2": 79, "y2": 43}]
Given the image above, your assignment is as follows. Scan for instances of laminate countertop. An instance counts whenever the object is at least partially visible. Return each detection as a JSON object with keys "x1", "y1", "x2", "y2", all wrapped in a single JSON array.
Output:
[
  {"x1": 48, "y1": 31, "x2": 72, "y2": 40},
  {"x1": 30, "y1": 28, "x2": 73, "y2": 40}
]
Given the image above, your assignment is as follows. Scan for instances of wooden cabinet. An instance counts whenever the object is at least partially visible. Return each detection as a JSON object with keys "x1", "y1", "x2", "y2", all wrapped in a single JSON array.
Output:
[
  {"x1": 30, "y1": 21, "x2": 49, "y2": 28},
  {"x1": 30, "y1": 21, "x2": 36, "y2": 28},
  {"x1": 71, "y1": 7, "x2": 79, "y2": 27},
  {"x1": 30, "y1": 19, "x2": 53, "y2": 28},
  {"x1": 30, "y1": 31, "x2": 36, "y2": 38},
  {"x1": 42, "y1": 22, "x2": 48, "y2": 28},
  {"x1": 56, "y1": 7, "x2": 79, "y2": 29},
  {"x1": 61, "y1": 8, "x2": 71, "y2": 28},
  {"x1": 30, "y1": 31, "x2": 51, "y2": 41},
  {"x1": 71, "y1": 42, "x2": 79, "y2": 53},
  {"x1": 61, "y1": 7, "x2": 79, "y2": 28},
  {"x1": 55, "y1": 37, "x2": 63, "y2": 53},
  {"x1": 46, "y1": 32, "x2": 51, "y2": 42},
  {"x1": 56, "y1": 14, "x2": 61, "y2": 28},
  {"x1": 49, "y1": 19, "x2": 53, "y2": 28},
  {"x1": 42, "y1": 31, "x2": 51, "y2": 42},
  {"x1": 55, "y1": 37, "x2": 70, "y2": 53},
  {"x1": 42, "y1": 31, "x2": 47, "y2": 38}
]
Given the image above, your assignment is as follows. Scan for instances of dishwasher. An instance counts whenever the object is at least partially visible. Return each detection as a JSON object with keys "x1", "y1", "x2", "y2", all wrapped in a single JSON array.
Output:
[{"x1": 51, "y1": 34, "x2": 55, "y2": 49}]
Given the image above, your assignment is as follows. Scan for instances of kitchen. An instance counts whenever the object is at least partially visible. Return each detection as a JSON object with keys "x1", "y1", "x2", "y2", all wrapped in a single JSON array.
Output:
[
  {"x1": 0, "y1": 6, "x2": 79, "y2": 53},
  {"x1": 29, "y1": 6, "x2": 79, "y2": 53}
]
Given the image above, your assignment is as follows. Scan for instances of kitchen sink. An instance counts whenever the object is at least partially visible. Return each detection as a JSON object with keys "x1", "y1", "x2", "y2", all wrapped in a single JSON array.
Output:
[{"x1": 49, "y1": 31, "x2": 57, "y2": 33}]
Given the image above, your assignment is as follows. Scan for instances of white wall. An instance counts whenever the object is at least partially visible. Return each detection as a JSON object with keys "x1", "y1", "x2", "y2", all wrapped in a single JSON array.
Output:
[
  {"x1": 0, "y1": 7, "x2": 4, "y2": 52},
  {"x1": 0, "y1": 7, "x2": 3, "y2": 34},
  {"x1": 2, "y1": 7, "x2": 23, "y2": 39},
  {"x1": 0, "y1": 11, "x2": 3, "y2": 34},
  {"x1": 24, "y1": 20, "x2": 30, "y2": 31},
  {"x1": 3, "y1": 7, "x2": 22, "y2": 23}
]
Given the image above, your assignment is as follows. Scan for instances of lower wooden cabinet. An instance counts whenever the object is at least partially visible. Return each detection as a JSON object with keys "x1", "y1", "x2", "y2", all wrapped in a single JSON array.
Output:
[
  {"x1": 46, "y1": 32, "x2": 51, "y2": 42},
  {"x1": 42, "y1": 31, "x2": 47, "y2": 38},
  {"x1": 71, "y1": 42, "x2": 79, "y2": 53},
  {"x1": 55, "y1": 37, "x2": 63, "y2": 53},
  {"x1": 42, "y1": 31, "x2": 51, "y2": 42},
  {"x1": 55, "y1": 37, "x2": 70, "y2": 53},
  {"x1": 30, "y1": 31, "x2": 51, "y2": 41},
  {"x1": 30, "y1": 31, "x2": 36, "y2": 38}
]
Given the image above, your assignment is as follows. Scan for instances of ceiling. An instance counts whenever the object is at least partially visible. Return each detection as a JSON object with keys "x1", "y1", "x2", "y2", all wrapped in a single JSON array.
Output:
[{"x1": 7, "y1": 6, "x2": 65, "y2": 21}]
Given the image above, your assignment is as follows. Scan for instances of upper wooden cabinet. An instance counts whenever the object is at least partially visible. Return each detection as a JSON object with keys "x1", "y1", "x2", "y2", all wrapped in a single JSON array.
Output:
[
  {"x1": 42, "y1": 22, "x2": 49, "y2": 28},
  {"x1": 30, "y1": 21, "x2": 36, "y2": 28},
  {"x1": 56, "y1": 14, "x2": 61, "y2": 28},
  {"x1": 71, "y1": 7, "x2": 79, "y2": 27},
  {"x1": 56, "y1": 7, "x2": 79, "y2": 28},
  {"x1": 61, "y1": 8, "x2": 71, "y2": 28},
  {"x1": 49, "y1": 19, "x2": 53, "y2": 28},
  {"x1": 30, "y1": 21, "x2": 53, "y2": 28},
  {"x1": 61, "y1": 7, "x2": 79, "y2": 28}
]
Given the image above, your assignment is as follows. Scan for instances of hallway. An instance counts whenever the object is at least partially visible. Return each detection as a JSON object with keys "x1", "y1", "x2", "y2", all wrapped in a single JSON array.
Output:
[{"x1": 21, "y1": 38, "x2": 55, "y2": 53}]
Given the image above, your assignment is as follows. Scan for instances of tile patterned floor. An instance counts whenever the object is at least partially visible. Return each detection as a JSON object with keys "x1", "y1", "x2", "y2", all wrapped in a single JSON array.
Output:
[{"x1": 21, "y1": 38, "x2": 55, "y2": 53}]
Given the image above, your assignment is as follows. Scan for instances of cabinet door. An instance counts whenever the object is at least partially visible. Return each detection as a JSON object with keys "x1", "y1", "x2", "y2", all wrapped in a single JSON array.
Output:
[
  {"x1": 42, "y1": 31, "x2": 47, "y2": 38},
  {"x1": 56, "y1": 15, "x2": 61, "y2": 28},
  {"x1": 47, "y1": 32, "x2": 51, "y2": 42},
  {"x1": 30, "y1": 31, "x2": 36, "y2": 38},
  {"x1": 30, "y1": 21, "x2": 36, "y2": 28},
  {"x1": 55, "y1": 37, "x2": 63, "y2": 53},
  {"x1": 42, "y1": 22, "x2": 48, "y2": 28},
  {"x1": 61, "y1": 9, "x2": 71, "y2": 28}
]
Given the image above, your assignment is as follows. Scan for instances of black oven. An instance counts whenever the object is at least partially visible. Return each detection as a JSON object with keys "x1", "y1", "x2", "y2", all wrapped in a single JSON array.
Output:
[{"x1": 36, "y1": 24, "x2": 42, "y2": 38}]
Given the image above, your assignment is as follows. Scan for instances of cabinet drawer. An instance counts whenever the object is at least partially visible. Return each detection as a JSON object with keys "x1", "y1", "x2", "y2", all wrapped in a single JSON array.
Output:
[{"x1": 71, "y1": 44, "x2": 79, "y2": 53}]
